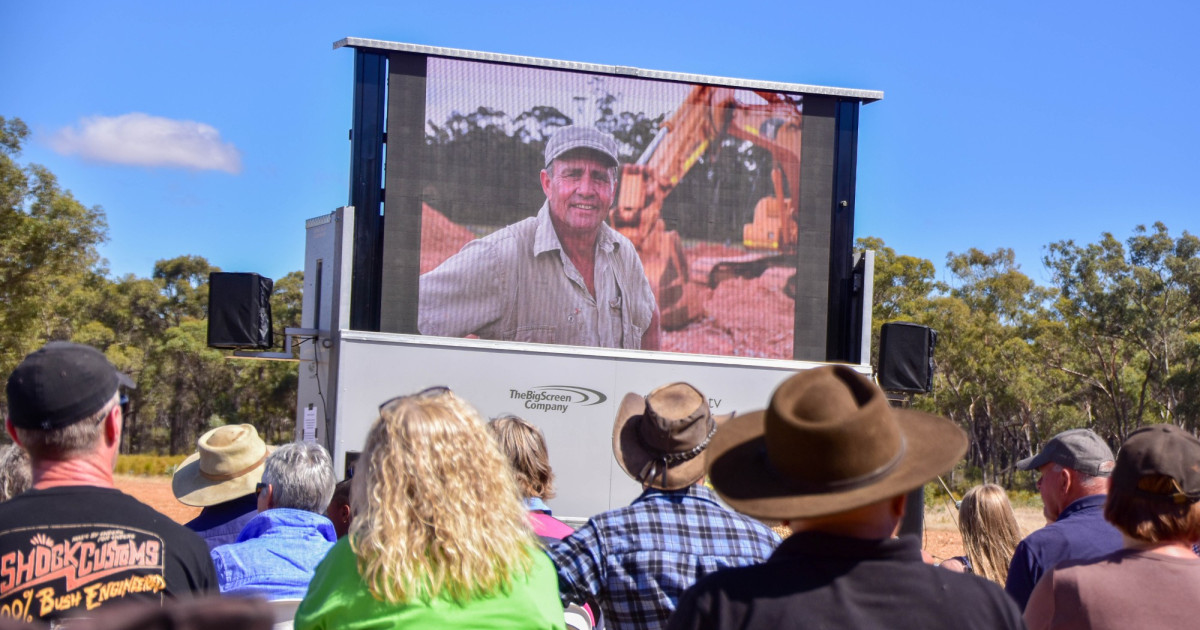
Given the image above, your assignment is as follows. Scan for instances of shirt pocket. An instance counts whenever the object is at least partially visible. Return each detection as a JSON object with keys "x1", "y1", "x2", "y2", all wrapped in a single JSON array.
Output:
[{"x1": 513, "y1": 325, "x2": 557, "y2": 345}]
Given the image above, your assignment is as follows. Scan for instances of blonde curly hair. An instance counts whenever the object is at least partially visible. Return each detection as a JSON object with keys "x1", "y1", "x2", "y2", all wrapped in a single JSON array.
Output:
[{"x1": 349, "y1": 388, "x2": 536, "y2": 604}]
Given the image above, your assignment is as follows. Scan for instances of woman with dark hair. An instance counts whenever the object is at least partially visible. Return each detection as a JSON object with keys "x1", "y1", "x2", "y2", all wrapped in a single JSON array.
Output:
[
  {"x1": 1024, "y1": 424, "x2": 1200, "y2": 630},
  {"x1": 294, "y1": 388, "x2": 563, "y2": 629},
  {"x1": 939, "y1": 484, "x2": 1023, "y2": 584}
]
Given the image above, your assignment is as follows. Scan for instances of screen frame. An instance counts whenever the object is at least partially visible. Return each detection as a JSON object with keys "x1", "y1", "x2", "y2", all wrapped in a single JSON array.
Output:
[{"x1": 337, "y1": 38, "x2": 882, "y2": 363}]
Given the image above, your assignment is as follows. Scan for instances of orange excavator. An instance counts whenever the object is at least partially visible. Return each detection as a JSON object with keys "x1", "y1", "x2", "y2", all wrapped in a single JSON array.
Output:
[{"x1": 609, "y1": 86, "x2": 802, "y2": 329}]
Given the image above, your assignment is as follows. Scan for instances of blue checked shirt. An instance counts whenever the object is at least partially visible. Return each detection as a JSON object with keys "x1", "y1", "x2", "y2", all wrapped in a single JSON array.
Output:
[{"x1": 545, "y1": 485, "x2": 780, "y2": 630}]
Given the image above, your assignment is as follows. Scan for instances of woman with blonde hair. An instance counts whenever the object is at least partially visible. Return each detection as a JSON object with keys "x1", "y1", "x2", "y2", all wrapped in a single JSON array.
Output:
[
  {"x1": 295, "y1": 387, "x2": 564, "y2": 629},
  {"x1": 939, "y1": 484, "x2": 1023, "y2": 584}
]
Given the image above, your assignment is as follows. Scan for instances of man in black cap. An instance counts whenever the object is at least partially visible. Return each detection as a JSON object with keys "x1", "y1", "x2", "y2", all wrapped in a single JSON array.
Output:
[
  {"x1": 667, "y1": 366, "x2": 1023, "y2": 630},
  {"x1": 1, "y1": 342, "x2": 217, "y2": 624},
  {"x1": 1005, "y1": 428, "x2": 1123, "y2": 610},
  {"x1": 419, "y1": 124, "x2": 661, "y2": 350}
]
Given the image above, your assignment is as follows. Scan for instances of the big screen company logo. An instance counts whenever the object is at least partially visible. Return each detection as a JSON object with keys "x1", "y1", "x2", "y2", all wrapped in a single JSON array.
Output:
[{"x1": 508, "y1": 386, "x2": 608, "y2": 414}]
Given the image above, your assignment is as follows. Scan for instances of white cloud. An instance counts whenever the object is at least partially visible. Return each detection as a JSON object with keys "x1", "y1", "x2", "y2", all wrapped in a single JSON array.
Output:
[{"x1": 50, "y1": 113, "x2": 242, "y2": 174}]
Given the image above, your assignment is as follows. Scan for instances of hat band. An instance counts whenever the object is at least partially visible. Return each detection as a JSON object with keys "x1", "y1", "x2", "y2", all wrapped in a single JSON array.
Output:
[
  {"x1": 637, "y1": 421, "x2": 719, "y2": 486},
  {"x1": 768, "y1": 436, "x2": 908, "y2": 494},
  {"x1": 199, "y1": 450, "x2": 268, "y2": 482}
]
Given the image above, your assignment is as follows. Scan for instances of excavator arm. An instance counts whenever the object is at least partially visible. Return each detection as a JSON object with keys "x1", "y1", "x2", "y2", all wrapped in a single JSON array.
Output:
[{"x1": 609, "y1": 86, "x2": 803, "y2": 329}]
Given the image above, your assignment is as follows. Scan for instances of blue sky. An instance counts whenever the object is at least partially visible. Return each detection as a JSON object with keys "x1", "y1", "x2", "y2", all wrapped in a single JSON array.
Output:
[{"x1": 3, "y1": 1, "x2": 1197, "y2": 287}]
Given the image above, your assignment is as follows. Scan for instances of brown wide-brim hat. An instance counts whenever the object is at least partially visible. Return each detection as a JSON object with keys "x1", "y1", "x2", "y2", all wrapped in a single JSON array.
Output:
[
  {"x1": 172, "y1": 424, "x2": 273, "y2": 507},
  {"x1": 613, "y1": 382, "x2": 731, "y2": 491},
  {"x1": 707, "y1": 365, "x2": 966, "y2": 519}
]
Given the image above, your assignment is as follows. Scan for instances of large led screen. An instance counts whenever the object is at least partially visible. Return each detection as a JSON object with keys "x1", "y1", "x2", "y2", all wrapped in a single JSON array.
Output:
[{"x1": 399, "y1": 56, "x2": 809, "y2": 359}]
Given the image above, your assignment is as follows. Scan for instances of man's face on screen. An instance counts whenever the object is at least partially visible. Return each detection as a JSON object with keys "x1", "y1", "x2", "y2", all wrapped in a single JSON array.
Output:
[{"x1": 541, "y1": 152, "x2": 616, "y2": 239}]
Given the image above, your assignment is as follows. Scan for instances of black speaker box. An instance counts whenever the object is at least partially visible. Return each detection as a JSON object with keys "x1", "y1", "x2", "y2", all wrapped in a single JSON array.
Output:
[
  {"x1": 208, "y1": 272, "x2": 274, "y2": 349},
  {"x1": 878, "y1": 322, "x2": 937, "y2": 393}
]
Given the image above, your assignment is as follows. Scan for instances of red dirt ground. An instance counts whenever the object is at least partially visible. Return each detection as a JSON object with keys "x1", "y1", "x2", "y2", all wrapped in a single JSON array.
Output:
[
  {"x1": 421, "y1": 204, "x2": 476, "y2": 274},
  {"x1": 115, "y1": 475, "x2": 201, "y2": 524}
]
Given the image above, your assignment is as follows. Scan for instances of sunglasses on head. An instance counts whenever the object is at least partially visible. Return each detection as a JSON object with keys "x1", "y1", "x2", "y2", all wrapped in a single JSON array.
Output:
[{"x1": 378, "y1": 386, "x2": 451, "y2": 412}]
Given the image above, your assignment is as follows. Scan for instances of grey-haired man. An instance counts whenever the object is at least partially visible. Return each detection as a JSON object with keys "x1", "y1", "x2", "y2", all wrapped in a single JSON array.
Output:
[
  {"x1": 1005, "y1": 428, "x2": 1123, "y2": 610},
  {"x1": 210, "y1": 442, "x2": 337, "y2": 600},
  {"x1": 419, "y1": 125, "x2": 661, "y2": 350}
]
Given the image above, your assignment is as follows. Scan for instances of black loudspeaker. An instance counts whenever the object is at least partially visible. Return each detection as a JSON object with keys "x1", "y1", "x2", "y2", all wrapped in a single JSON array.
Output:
[
  {"x1": 878, "y1": 322, "x2": 937, "y2": 393},
  {"x1": 207, "y1": 272, "x2": 274, "y2": 349}
]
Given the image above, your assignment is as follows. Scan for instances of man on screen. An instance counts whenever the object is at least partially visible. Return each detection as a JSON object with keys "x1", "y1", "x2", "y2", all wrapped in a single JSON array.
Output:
[{"x1": 419, "y1": 125, "x2": 661, "y2": 350}]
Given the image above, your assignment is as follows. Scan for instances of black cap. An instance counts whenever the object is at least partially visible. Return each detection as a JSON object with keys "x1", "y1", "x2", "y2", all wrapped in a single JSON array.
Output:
[
  {"x1": 6, "y1": 342, "x2": 120, "y2": 430},
  {"x1": 1112, "y1": 424, "x2": 1200, "y2": 504}
]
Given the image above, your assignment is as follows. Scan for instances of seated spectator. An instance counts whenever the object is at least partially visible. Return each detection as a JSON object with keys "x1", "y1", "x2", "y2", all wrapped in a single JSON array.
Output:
[
  {"x1": 489, "y1": 414, "x2": 595, "y2": 629},
  {"x1": 1, "y1": 342, "x2": 216, "y2": 624},
  {"x1": 173, "y1": 424, "x2": 272, "y2": 550},
  {"x1": 295, "y1": 387, "x2": 563, "y2": 629},
  {"x1": 210, "y1": 442, "x2": 337, "y2": 600},
  {"x1": 940, "y1": 484, "x2": 1023, "y2": 584},
  {"x1": 666, "y1": 366, "x2": 1023, "y2": 630},
  {"x1": 324, "y1": 478, "x2": 353, "y2": 539},
  {"x1": 1024, "y1": 424, "x2": 1200, "y2": 630},
  {"x1": 488, "y1": 414, "x2": 571, "y2": 538},
  {"x1": 0, "y1": 444, "x2": 30, "y2": 501},
  {"x1": 1006, "y1": 428, "x2": 1122, "y2": 609},
  {"x1": 547, "y1": 382, "x2": 779, "y2": 630}
]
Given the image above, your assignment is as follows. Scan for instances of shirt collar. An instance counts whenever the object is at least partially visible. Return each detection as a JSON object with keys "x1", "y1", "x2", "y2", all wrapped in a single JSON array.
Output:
[
  {"x1": 533, "y1": 202, "x2": 619, "y2": 257},
  {"x1": 635, "y1": 483, "x2": 723, "y2": 507},
  {"x1": 525, "y1": 496, "x2": 552, "y2": 514},
  {"x1": 771, "y1": 531, "x2": 924, "y2": 563},
  {"x1": 238, "y1": 507, "x2": 337, "y2": 542},
  {"x1": 1059, "y1": 493, "x2": 1108, "y2": 519}
]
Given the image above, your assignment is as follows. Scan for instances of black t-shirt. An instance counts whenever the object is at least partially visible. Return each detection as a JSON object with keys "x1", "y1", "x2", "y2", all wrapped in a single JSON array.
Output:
[{"x1": 0, "y1": 486, "x2": 217, "y2": 624}]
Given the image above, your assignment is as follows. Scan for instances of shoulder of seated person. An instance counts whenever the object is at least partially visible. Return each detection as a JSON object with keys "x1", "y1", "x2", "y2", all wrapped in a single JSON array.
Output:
[{"x1": 939, "y1": 557, "x2": 967, "y2": 572}]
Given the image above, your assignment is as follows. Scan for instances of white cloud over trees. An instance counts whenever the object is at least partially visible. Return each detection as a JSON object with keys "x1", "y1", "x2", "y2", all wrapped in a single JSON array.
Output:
[{"x1": 50, "y1": 113, "x2": 242, "y2": 174}]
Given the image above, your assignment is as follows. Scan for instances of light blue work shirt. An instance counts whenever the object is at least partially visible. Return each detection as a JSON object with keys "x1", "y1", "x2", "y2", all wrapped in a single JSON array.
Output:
[
  {"x1": 211, "y1": 508, "x2": 337, "y2": 600},
  {"x1": 418, "y1": 203, "x2": 656, "y2": 349}
]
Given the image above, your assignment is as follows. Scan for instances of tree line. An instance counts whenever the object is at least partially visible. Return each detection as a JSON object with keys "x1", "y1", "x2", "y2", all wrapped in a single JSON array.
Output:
[
  {"x1": 5, "y1": 112, "x2": 1199, "y2": 478},
  {"x1": 864, "y1": 225, "x2": 1200, "y2": 486},
  {"x1": 424, "y1": 82, "x2": 776, "y2": 241},
  {"x1": 1, "y1": 116, "x2": 300, "y2": 454}
]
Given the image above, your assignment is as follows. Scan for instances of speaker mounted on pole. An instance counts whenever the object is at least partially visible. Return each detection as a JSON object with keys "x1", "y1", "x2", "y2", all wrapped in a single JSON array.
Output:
[
  {"x1": 208, "y1": 272, "x2": 274, "y2": 349},
  {"x1": 878, "y1": 322, "x2": 937, "y2": 393}
]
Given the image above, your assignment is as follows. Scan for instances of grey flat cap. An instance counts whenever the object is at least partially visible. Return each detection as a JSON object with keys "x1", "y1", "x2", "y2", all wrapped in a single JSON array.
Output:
[{"x1": 544, "y1": 125, "x2": 619, "y2": 168}]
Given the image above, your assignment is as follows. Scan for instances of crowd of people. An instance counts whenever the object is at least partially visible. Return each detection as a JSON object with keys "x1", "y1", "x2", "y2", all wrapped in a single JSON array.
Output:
[{"x1": 1, "y1": 341, "x2": 1198, "y2": 629}]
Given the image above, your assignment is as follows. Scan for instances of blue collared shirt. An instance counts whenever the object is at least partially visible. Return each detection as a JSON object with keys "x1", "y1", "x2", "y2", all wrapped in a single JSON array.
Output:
[
  {"x1": 545, "y1": 484, "x2": 780, "y2": 630},
  {"x1": 211, "y1": 508, "x2": 337, "y2": 600},
  {"x1": 1004, "y1": 494, "x2": 1123, "y2": 610},
  {"x1": 525, "y1": 496, "x2": 553, "y2": 514}
]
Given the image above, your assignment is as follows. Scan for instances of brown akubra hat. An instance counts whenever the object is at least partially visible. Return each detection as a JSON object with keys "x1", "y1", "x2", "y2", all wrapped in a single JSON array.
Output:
[
  {"x1": 613, "y1": 382, "x2": 730, "y2": 491},
  {"x1": 707, "y1": 366, "x2": 966, "y2": 519}
]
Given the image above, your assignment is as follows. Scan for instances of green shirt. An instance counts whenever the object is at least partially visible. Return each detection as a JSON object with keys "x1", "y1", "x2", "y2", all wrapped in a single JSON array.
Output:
[{"x1": 295, "y1": 537, "x2": 565, "y2": 629}]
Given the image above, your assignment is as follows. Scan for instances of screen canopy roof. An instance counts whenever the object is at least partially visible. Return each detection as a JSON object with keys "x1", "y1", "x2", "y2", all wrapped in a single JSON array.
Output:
[{"x1": 334, "y1": 37, "x2": 884, "y2": 104}]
